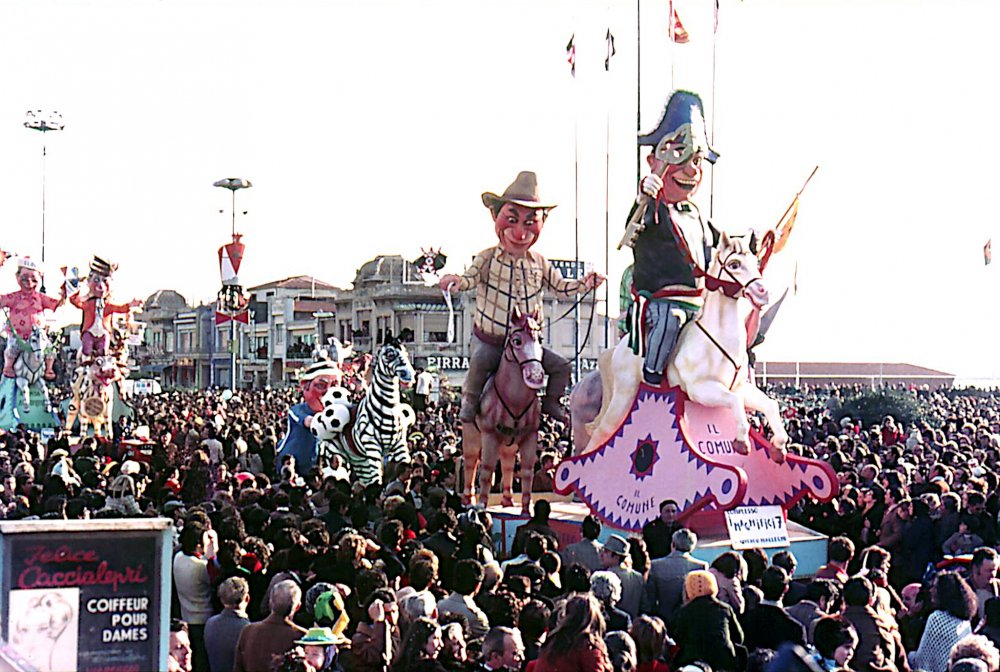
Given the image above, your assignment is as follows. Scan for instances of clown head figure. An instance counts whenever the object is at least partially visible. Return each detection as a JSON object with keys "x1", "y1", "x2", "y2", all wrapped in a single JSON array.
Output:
[
  {"x1": 299, "y1": 359, "x2": 342, "y2": 413},
  {"x1": 84, "y1": 256, "x2": 115, "y2": 300},
  {"x1": 481, "y1": 171, "x2": 556, "y2": 258},
  {"x1": 639, "y1": 90, "x2": 718, "y2": 205},
  {"x1": 15, "y1": 258, "x2": 42, "y2": 293}
]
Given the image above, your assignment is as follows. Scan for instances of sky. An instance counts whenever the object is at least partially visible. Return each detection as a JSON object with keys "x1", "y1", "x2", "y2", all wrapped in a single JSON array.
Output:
[{"x1": 0, "y1": 0, "x2": 998, "y2": 379}]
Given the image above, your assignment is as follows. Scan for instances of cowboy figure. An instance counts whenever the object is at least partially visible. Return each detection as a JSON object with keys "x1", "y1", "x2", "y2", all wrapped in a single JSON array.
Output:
[
  {"x1": 69, "y1": 256, "x2": 143, "y2": 360},
  {"x1": 1, "y1": 257, "x2": 65, "y2": 379},
  {"x1": 625, "y1": 90, "x2": 721, "y2": 385},
  {"x1": 440, "y1": 171, "x2": 605, "y2": 424}
]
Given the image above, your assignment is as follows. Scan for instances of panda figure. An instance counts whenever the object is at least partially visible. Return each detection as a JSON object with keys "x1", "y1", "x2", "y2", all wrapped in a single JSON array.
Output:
[{"x1": 310, "y1": 402, "x2": 351, "y2": 442}]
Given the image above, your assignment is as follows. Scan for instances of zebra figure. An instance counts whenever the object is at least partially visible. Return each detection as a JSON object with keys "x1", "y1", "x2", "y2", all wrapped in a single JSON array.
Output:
[{"x1": 311, "y1": 333, "x2": 416, "y2": 485}]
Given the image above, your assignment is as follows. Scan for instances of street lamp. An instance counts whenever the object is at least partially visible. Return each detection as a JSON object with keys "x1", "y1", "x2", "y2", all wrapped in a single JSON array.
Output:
[
  {"x1": 24, "y1": 110, "x2": 65, "y2": 270},
  {"x1": 214, "y1": 177, "x2": 252, "y2": 391},
  {"x1": 213, "y1": 177, "x2": 252, "y2": 237}
]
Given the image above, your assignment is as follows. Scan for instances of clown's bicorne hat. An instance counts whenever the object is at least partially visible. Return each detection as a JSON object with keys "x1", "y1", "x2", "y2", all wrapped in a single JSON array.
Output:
[{"x1": 638, "y1": 90, "x2": 719, "y2": 164}]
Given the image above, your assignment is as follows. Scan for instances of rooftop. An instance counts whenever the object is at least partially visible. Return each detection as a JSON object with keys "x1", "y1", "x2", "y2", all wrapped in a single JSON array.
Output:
[{"x1": 248, "y1": 275, "x2": 339, "y2": 292}]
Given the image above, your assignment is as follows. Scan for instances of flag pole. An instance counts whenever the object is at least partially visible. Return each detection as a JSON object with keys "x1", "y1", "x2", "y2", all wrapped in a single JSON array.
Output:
[
  {"x1": 636, "y1": 0, "x2": 642, "y2": 184},
  {"x1": 776, "y1": 165, "x2": 820, "y2": 227},
  {"x1": 574, "y1": 107, "x2": 581, "y2": 382},
  {"x1": 710, "y1": 0, "x2": 719, "y2": 219},
  {"x1": 605, "y1": 28, "x2": 612, "y2": 350},
  {"x1": 570, "y1": 32, "x2": 581, "y2": 383}
]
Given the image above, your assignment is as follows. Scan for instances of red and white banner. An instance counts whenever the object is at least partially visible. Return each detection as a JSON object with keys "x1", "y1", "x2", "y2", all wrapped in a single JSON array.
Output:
[{"x1": 219, "y1": 234, "x2": 246, "y2": 285}]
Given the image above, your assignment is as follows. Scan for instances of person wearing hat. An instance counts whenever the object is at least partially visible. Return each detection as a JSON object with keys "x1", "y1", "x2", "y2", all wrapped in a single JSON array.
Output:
[
  {"x1": 296, "y1": 627, "x2": 345, "y2": 672},
  {"x1": 1, "y1": 256, "x2": 65, "y2": 379},
  {"x1": 68, "y1": 256, "x2": 143, "y2": 359},
  {"x1": 600, "y1": 534, "x2": 644, "y2": 619},
  {"x1": 620, "y1": 90, "x2": 721, "y2": 386},
  {"x1": 439, "y1": 171, "x2": 605, "y2": 423},
  {"x1": 671, "y1": 569, "x2": 745, "y2": 672},
  {"x1": 276, "y1": 358, "x2": 342, "y2": 477}
]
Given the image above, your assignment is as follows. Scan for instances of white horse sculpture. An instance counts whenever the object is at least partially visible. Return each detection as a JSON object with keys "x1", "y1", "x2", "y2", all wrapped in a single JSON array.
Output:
[
  {"x1": 12, "y1": 330, "x2": 50, "y2": 411},
  {"x1": 584, "y1": 232, "x2": 788, "y2": 462}
]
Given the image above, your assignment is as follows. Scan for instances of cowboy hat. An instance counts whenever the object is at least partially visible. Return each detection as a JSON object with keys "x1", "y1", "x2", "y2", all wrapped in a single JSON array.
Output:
[{"x1": 481, "y1": 171, "x2": 557, "y2": 212}]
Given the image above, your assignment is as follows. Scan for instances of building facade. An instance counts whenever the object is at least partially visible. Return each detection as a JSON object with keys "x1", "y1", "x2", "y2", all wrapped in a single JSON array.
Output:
[
  {"x1": 333, "y1": 255, "x2": 608, "y2": 385},
  {"x1": 242, "y1": 276, "x2": 339, "y2": 388},
  {"x1": 135, "y1": 256, "x2": 614, "y2": 389}
]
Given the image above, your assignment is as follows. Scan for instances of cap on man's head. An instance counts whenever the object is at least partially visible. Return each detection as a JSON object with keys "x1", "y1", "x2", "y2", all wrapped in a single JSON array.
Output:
[{"x1": 602, "y1": 534, "x2": 629, "y2": 557}]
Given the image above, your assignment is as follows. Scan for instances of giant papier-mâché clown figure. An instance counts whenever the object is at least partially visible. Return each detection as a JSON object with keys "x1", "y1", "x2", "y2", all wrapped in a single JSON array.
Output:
[
  {"x1": 276, "y1": 358, "x2": 344, "y2": 478},
  {"x1": 1, "y1": 256, "x2": 64, "y2": 381},
  {"x1": 68, "y1": 256, "x2": 143, "y2": 361},
  {"x1": 556, "y1": 90, "x2": 832, "y2": 534},
  {"x1": 621, "y1": 90, "x2": 720, "y2": 386},
  {"x1": 438, "y1": 171, "x2": 605, "y2": 425}
]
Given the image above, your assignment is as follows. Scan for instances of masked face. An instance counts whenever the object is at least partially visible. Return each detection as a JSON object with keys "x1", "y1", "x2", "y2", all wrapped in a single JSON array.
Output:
[
  {"x1": 495, "y1": 203, "x2": 545, "y2": 256},
  {"x1": 648, "y1": 148, "x2": 703, "y2": 204},
  {"x1": 15, "y1": 268, "x2": 40, "y2": 292}
]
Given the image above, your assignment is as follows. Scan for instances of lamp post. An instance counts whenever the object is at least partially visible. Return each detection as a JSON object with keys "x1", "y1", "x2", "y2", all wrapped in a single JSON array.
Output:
[
  {"x1": 214, "y1": 177, "x2": 252, "y2": 390},
  {"x1": 24, "y1": 110, "x2": 64, "y2": 281},
  {"x1": 213, "y1": 178, "x2": 252, "y2": 237}
]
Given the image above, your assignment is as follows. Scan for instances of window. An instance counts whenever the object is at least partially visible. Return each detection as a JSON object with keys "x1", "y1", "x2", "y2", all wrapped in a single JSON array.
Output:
[{"x1": 424, "y1": 314, "x2": 450, "y2": 343}]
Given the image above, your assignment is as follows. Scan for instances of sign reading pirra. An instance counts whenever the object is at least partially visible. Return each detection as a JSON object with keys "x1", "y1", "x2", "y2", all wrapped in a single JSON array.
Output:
[{"x1": 0, "y1": 519, "x2": 172, "y2": 672}]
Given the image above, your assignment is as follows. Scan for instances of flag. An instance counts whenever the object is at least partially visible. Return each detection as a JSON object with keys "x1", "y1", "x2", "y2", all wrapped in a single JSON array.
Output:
[
  {"x1": 605, "y1": 29, "x2": 616, "y2": 70},
  {"x1": 714, "y1": 0, "x2": 720, "y2": 33},
  {"x1": 772, "y1": 197, "x2": 800, "y2": 254},
  {"x1": 986, "y1": 239, "x2": 993, "y2": 265},
  {"x1": 669, "y1": 1, "x2": 689, "y2": 43},
  {"x1": 566, "y1": 34, "x2": 576, "y2": 77}
]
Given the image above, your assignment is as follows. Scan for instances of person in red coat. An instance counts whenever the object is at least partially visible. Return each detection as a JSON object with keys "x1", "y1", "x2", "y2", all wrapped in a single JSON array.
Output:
[
  {"x1": 528, "y1": 594, "x2": 612, "y2": 672},
  {"x1": 68, "y1": 256, "x2": 142, "y2": 359}
]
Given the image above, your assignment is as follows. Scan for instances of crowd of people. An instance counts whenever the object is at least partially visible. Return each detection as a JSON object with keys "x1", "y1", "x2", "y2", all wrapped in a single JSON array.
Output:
[{"x1": 4, "y1": 381, "x2": 1000, "y2": 672}]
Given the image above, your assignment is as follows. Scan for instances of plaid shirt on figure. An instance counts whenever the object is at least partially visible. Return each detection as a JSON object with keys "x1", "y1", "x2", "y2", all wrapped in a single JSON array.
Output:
[{"x1": 458, "y1": 246, "x2": 589, "y2": 340}]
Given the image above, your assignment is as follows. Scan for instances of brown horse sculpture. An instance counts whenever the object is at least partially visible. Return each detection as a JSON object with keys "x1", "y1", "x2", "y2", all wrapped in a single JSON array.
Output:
[{"x1": 462, "y1": 307, "x2": 544, "y2": 512}]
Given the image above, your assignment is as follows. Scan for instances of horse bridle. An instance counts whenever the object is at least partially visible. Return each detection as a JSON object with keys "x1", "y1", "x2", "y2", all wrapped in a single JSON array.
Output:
[
  {"x1": 694, "y1": 248, "x2": 762, "y2": 391},
  {"x1": 698, "y1": 248, "x2": 761, "y2": 300},
  {"x1": 503, "y1": 323, "x2": 543, "y2": 372},
  {"x1": 487, "y1": 323, "x2": 543, "y2": 444}
]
